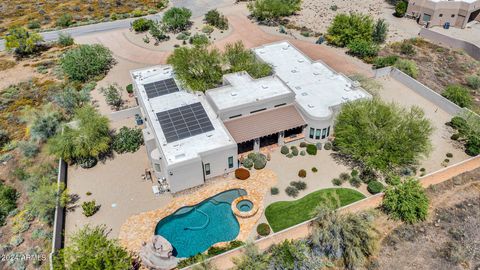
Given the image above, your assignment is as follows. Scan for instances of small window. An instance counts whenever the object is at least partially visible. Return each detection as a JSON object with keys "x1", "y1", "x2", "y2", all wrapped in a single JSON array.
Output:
[
  {"x1": 154, "y1": 163, "x2": 161, "y2": 172},
  {"x1": 321, "y1": 128, "x2": 327, "y2": 139},
  {"x1": 451, "y1": 14, "x2": 455, "y2": 18},
  {"x1": 326, "y1": 126, "x2": 331, "y2": 137},
  {"x1": 274, "y1": 103, "x2": 287, "y2": 108},
  {"x1": 439, "y1": 14, "x2": 443, "y2": 17},
  {"x1": 205, "y1": 163, "x2": 211, "y2": 175},
  {"x1": 315, "y1": 129, "x2": 321, "y2": 140},
  {"x1": 309, "y1": 128, "x2": 314, "y2": 139},
  {"x1": 228, "y1": 156, "x2": 234, "y2": 169},
  {"x1": 229, "y1": 114, "x2": 242, "y2": 119},
  {"x1": 250, "y1": 108, "x2": 266, "y2": 114}
]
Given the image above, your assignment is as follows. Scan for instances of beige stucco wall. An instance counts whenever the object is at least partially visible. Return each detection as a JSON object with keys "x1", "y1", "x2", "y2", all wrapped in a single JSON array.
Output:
[{"x1": 407, "y1": 0, "x2": 480, "y2": 28}]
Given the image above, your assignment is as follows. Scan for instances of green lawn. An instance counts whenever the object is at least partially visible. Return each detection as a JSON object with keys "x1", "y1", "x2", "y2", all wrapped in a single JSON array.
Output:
[{"x1": 265, "y1": 188, "x2": 366, "y2": 232}]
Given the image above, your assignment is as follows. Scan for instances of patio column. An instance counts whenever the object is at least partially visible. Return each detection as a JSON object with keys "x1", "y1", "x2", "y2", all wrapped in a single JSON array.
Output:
[
  {"x1": 254, "y1": 138, "x2": 260, "y2": 152},
  {"x1": 278, "y1": 131, "x2": 285, "y2": 146}
]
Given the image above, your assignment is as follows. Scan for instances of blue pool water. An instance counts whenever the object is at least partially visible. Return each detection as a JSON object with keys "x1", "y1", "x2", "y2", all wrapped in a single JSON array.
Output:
[
  {"x1": 236, "y1": 199, "x2": 253, "y2": 212},
  {"x1": 155, "y1": 189, "x2": 247, "y2": 258}
]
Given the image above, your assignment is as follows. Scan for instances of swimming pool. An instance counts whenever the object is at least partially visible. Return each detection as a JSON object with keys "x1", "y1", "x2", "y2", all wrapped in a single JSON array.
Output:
[{"x1": 154, "y1": 189, "x2": 247, "y2": 258}]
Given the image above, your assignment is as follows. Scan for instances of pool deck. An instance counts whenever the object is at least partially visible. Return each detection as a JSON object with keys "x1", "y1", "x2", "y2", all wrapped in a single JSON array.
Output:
[{"x1": 118, "y1": 169, "x2": 277, "y2": 254}]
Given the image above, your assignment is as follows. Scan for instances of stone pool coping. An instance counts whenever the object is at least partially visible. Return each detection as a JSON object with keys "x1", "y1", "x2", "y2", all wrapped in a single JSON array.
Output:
[
  {"x1": 118, "y1": 169, "x2": 277, "y2": 254},
  {"x1": 231, "y1": 196, "x2": 259, "y2": 218}
]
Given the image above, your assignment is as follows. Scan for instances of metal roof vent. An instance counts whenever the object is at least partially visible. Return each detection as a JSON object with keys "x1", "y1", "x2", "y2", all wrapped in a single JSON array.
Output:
[
  {"x1": 308, "y1": 104, "x2": 315, "y2": 108},
  {"x1": 262, "y1": 85, "x2": 268, "y2": 89},
  {"x1": 301, "y1": 92, "x2": 308, "y2": 96},
  {"x1": 231, "y1": 92, "x2": 238, "y2": 96},
  {"x1": 175, "y1": 153, "x2": 186, "y2": 159},
  {"x1": 297, "y1": 59, "x2": 304, "y2": 63},
  {"x1": 291, "y1": 69, "x2": 298, "y2": 73},
  {"x1": 313, "y1": 72, "x2": 320, "y2": 75},
  {"x1": 352, "y1": 81, "x2": 361, "y2": 88}
]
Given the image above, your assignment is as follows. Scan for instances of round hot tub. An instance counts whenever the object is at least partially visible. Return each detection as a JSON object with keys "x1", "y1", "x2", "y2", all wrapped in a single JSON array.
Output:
[
  {"x1": 236, "y1": 200, "x2": 253, "y2": 212},
  {"x1": 231, "y1": 196, "x2": 258, "y2": 218}
]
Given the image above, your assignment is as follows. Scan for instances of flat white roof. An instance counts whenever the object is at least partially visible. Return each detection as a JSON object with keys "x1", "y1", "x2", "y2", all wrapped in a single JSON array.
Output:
[
  {"x1": 253, "y1": 42, "x2": 371, "y2": 119},
  {"x1": 206, "y1": 72, "x2": 293, "y2": 111},
  {"x1": 131, "y1": 66, "x2": 235, "y2": 166}
]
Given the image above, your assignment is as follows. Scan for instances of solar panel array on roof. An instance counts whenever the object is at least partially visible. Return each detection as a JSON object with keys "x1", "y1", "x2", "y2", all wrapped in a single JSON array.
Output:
[
  {"x1": 156, "y1": 102, "x2": 215, "y2": 143},
  {"x1": 144, "y1": 78, "x2": 179, "y2": 99}
]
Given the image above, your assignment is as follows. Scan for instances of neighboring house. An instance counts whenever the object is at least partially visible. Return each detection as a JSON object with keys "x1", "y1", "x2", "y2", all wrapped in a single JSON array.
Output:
[
  {"x1": 130, "y1": 41, "x2": 371, "y2": 193},
  {"x1": 407, "y1": 0, "x2": 480, "y2": 28}
]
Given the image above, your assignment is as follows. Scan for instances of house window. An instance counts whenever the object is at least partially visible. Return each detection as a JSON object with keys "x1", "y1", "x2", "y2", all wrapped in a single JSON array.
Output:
[
  {"x1": 315, "y1": 129, "x2": 321, "y2": 140},
  {"x1": 205, "y1": 163, "x2": 211, "y2": 175},
  {"x1": 228, "y1": 156, "x2": 234, "y2": 168},
  {"x1": 327, "y1": 126, "x2": 331, "y2": 137},
  {"x1": 229, "y1": 114, "x2": 242, "y2": 119},
  {"x1": 309, "y1": 128, "x2": 315, "y2": 139},
  {"x1": 250, "y1": 108, "x2": 267, "y2": 114},
  {"x1": 154, "y1": 163, "x2": 161, "y2": 172},
  {"x1": 274, "y1": 103, "x2": 287, "y2": 108},
  {"x1": 423, "y1": 13, "x2": 431, "y2": 22},
  {"x1": 321, "y1": 128, "x2": 327, "y2": 139},
  {"x1": 451, "y1": 14, "x2": 455, "y2": 18}
]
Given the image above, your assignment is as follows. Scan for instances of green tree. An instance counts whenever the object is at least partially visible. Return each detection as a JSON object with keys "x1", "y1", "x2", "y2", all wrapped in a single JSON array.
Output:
[
  {"x1": 382, "y1": 178, "x2": 429, "y2": 223},
  {"x1": 5, "y1": 27, "x2": 44, "y2": 56},
  {"x1": 372, "y1": 19, "x2": 388, "y2": 44},
  {"x1": 112, "y1": 127, "x2": 144, "y2": 154},
  {"x1": 60, "y1": 44, "x2": 114, "y2": 82},
  {"x1": 232, "y1": 242, "x2": 269, "y2": 270},
  {"x1": 442, "y1": 84, "x2": 473, "y2": 108},
  {"x1": 162, "y1": 7, "x2": 192, "y2": 32},
  {"x1": 248, "y1": 0, "x2": 302, "y2": 21},
  {"x1": 334, "y1": 98, "x2": 433, "y2": 173},
  {"x1": 204, "y1": 9, "x2": 229, "y2": 30},
  {"x1": 327, "y1": 13, "x2": 374, "y2": 47},
  {"x1": 27, "y1": 179, "x2": 68, "y2": 224},
  {"x1": 395, "y1": 1, "x2": 408, "y2": 17},
  {"x1": 100, "y1": 84, "x2": 124, "y2": 110},
  {"x1": 310, "y1": 206, "x2": 377, "y2": 269},
  {"x1": 224, "y1": 41, "x2": 272, "y2": 78},
  {"x1": 347, "y1": 39, "x2": 379, "y2": 59},
  {"x1": 54, "y1": 225, "x2": 133, "y2": 270},
  {"x1": 48, "y1": 106, "x2": 111, "y2": 163},
  {"x1": 167, "y1": 45, "x2": 223, "y2": 91},
  {"x1": 0, "y1": 182, "x2": 17, "y2": 226}
]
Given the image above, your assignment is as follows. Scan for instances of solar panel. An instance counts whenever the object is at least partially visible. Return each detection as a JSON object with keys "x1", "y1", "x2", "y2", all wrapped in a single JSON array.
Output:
[
  {"x1": 143, "y1": 78, "x2": 179, "y2": 98},
  {"x1": 156, "y1": 102, "x2": 215, "y2": 143}
]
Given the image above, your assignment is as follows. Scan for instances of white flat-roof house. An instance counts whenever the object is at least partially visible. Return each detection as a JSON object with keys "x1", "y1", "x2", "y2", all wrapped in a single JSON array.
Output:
[{"x1": 131, "y1": 41, "x2": 371, "y2": 193}]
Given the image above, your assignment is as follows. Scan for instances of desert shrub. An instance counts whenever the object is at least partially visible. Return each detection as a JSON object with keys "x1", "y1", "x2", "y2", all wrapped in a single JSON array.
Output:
[
  {"x1": 56, "y1": 13, "x2": 74, "y2": 28},
  {"x1": 382, "y1": 178, "x2": 429, "y2": 223},
  {"x1": 351, "y1": 169, "x2": 359, "y2": 177},
  {"x1": 394, "y1": 0, "x2": 408, "y2": 17},
  {"x1": 339, "y1": 172, "x2": 351, "y2": 182},
  {"x1": 22, "y1": 104, "x2": 61, "y2": 141},
  {"x1": 162, "y1": 7, "x2": 192, "y2": 32},
  {"x1": 446, "y1": 152, "x2": 453, "y2": 158},
  {"x1": 291, "y1": 146, "x2": 299, "y2": 156},
  {"x1": 60, "y1": 44, "x2": 114, "y2": 82},
  {"x1": 112, "y1": 127, "x2": 143, "y2": 154},
  {"x1": 442, "y1": 84, "x2": 473, "y2": 108},
  {"x1": 242, "y1": 158, "x2": 254, "y2": 169},
  {"x1": 394, "y1": 59, "x2": 419, "y2": 78},
  {"x1": 451, "y1": 133, "x2": 460, "y2": 140},
  {"x1": 299, "y1": 142, "x2": 307, "y2": 147},
  {"x1": 254, "y1": 158, "x2": 267, "y2": 170},
  {"x1": 359, "y1": 168, "x2": 377, "y2": 183},
  {"x1": 326, "y1": 13, "x2": 374, "y2": 47},
  {"x1": 167, "y1": 45, "x2": 223, "y2": 91},
  {"x1": 367, "y1": 180, "x2": 384, "y2": 194},
  {"x1": 11, "y1": 210, "x2": 32, "y2": 234},
  {"x1": 290, "y1": 181, "x2": 307, "y2": 190},
  {"x1": 176, "y1": 32, "x2": 190, "y2": 40},
  {"x1": 465, "y1": 134, "x2": 480, "y2": 156},
  {"x1": 256, "y1": 223, "x2": 271, "y2": 236},
  {"x1": 349, "y1": 176, "x2": 362, "y2": 188},
  {"x1": 347, "y1": 39, "x2": 379, "y2": 59},
  {"x1": 300, "y1": 150, "x2": 306, "y2": 156},
  {"x1": 100, "y1": 84, "x2": 123, "y2": 110},
  {"x1": 54, "y1": 86, "x2": 92, "y2": 115},
  {"x1": 10, "y1": 235, "x2": 24, "y2": 247},
  {"x1": 207, "y1": 241, "x2": 245, "y2": 256},
  {"x1": 205, "y1": 9, "x2": 229, "y2": 30},
  {"x1": 232, "y1": 242, "x2": 269, "y2": 269},
  {"x1": 285, "y1": 186, "x2": 299, "y2": 197},
  {"x1": 5, "y1": 27, "x2": 44, "y2": 56},
  {"x1": 27, "y1": 180, "x2": 68, "y2": 225},
  {"x1": 235, "y1": 168, "x2": 250, "y2": 180},
  {"x1": 373, "y1": 55, "x2": 398, "y2": 69},
  {"x1": 280, "y1": 145, "x2": 289, "y2": 155},
  {"x1": 269, "y1": 240, "x2": 320, "y2": 269},
  {"x1": 332, "y1": 178, "x2": 342, "y2": 186},
  {"x1": 385, "y1": 174, "x2": 401, "y2": 186},
  {"x1": 0, "y1": 182, "x2": 17, "y2": 226},
  {"x1": 57, "y1": 33, "x2": 74, "y2": 47},
  {"x1": 224, "y1": 41, "x2": 272, "y2": 79},
  {"x1": 286, "y1": 153, "x2": 293, "y2": 158},
  {"x1": 270, "y1": 187, "x2": 279, "y2": 195},
  {"x1": 0, "y1": 130, "x2": 10, "y2": 149},
  {"x1": 248, "y1": 0, "x2": 302, "y2": 21},
  {"x1": 126, "y1": 84, "x2": 133, "y2": 94},
  {"x1": 312, "y1": 167, "x2": 318, "y2": 172},
  {"x1": 189, "y1": 33, "x2": 209, "y2": 46},
  {"x1": 27, "y1": 20, "x2": 41, "y2": 29},
  {"x1": 131, "y1": 18, "x2": 153, "y2": 32},
  {"x1": 202, "y1": 25, "x2": 214, "y2": 34},
  {"x1": 372, "y1": 19, "x2": 388, "y2": 44},
  {"x1": 18, "y1": 140, "x2": 39, "y2": 158},
  {"x1": 149, "y1": 22, "x2": 169, "y2": 43},
  {"x1": 31, "y1": 228, "x2": 51, "y2": 240},
  {"x1": 466, "y1": 75, "x2": 480, "y2": 90},
  {"x1": 334, "y1": 99, "x2": 432, "y2": 173},
  {"x1": 82, "y1": 200, "x2": 100, "y2": 217},
  {"x1": 400, "y1": 42, "x2": 416, "y2": 55},
  {"x1": 48, "y1": 106, "x2": 111, "y2": 163},
  {"x1": 306, "y1": 144, "x2": 317, "y2": 155},
  {"x1": 56, "y1": 225, "x2": 133, "y2": 269},
  {"x1": 323, "y1": 142, "x2": 332, "y2": 150}
]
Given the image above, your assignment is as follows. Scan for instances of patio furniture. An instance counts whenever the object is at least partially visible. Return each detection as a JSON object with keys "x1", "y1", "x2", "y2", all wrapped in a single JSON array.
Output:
[{"x1": 152, "y1": 185, "x2": 160, "y2": 196}]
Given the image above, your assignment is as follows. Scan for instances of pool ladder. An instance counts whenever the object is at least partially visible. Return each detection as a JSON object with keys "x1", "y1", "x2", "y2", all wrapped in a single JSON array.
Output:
[{"x1": 184, "y1": 208, "x2": 210, "y2": 230}]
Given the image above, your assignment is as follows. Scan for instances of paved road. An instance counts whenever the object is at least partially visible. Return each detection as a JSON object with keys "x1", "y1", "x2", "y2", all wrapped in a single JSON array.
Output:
[{"x1": 0, "y1": 0, "x2": 234, "y2": 51}]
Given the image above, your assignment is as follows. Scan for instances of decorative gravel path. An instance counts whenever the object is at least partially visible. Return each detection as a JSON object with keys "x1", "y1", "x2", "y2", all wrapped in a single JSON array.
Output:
[{"x1": 118, "y1": 169, "x2": 277, "y2": 253}]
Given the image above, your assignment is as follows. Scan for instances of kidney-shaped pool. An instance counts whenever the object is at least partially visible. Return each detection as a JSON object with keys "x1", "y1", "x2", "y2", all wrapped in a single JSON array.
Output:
[{"x1": 154, "y1": 189, "x2": 247, "y2": 258}]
